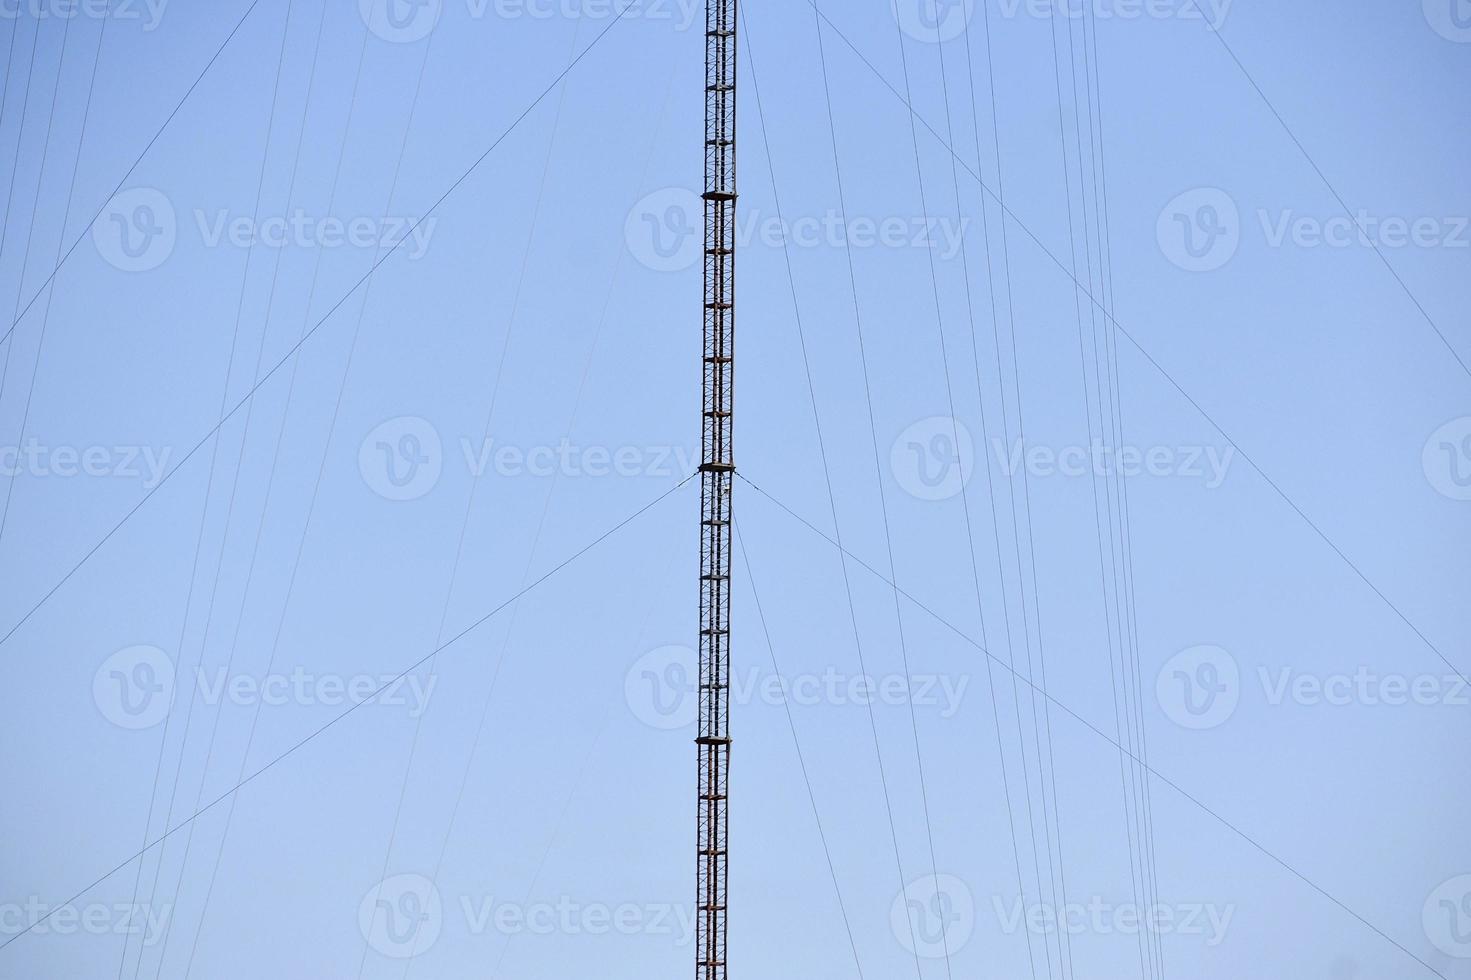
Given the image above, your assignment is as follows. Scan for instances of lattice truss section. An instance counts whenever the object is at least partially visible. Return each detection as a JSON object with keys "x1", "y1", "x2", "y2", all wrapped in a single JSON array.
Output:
[{"x1": 696, "y1": 1, "x2": 735, "y2": 979}]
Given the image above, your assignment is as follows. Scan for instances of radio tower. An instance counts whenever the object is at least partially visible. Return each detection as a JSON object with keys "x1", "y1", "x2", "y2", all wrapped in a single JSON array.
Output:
[{"x1": 695, "y1": 0, "x2": 736, "y2": 976}]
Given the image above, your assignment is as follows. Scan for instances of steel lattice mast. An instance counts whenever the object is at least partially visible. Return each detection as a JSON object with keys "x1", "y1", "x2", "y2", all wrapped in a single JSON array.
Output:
[{"x1": 696, "y1": 0, "x2": 735, "y2": 977}]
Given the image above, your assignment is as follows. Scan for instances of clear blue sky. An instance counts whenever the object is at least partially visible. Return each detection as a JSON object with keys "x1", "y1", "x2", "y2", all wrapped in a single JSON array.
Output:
[{"x1": 0, "y1": 1, "x2": 1467, "y2": 979}]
